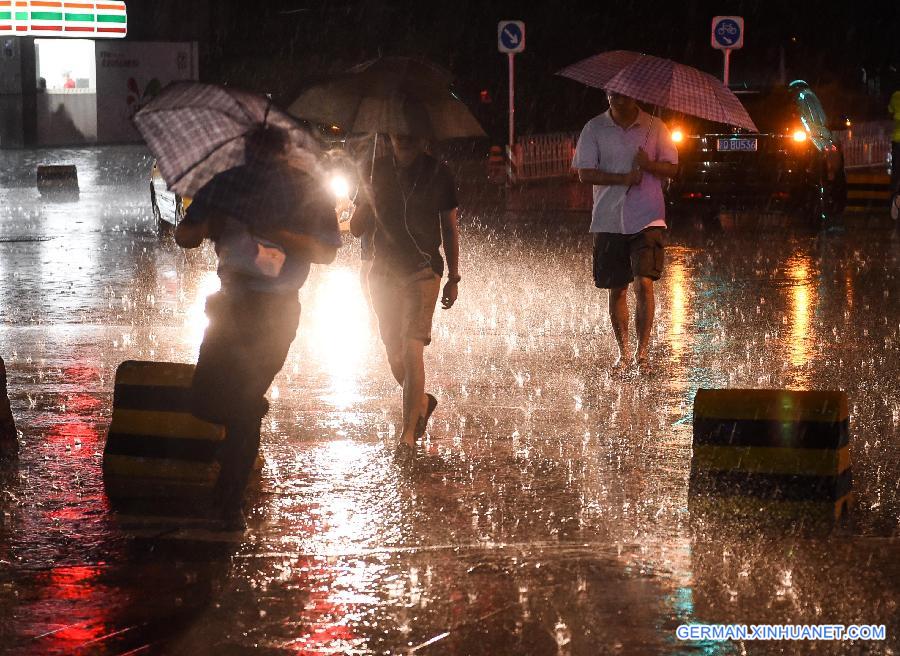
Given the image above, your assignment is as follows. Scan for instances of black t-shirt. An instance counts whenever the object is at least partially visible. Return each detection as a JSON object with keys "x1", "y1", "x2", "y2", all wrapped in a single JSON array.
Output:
[
  {"x1": 369, "y1": 154, "x2": 458, "y2": 276},
  {"x1": 187, "y1": 163, "x2": 341, "y2": 293}
]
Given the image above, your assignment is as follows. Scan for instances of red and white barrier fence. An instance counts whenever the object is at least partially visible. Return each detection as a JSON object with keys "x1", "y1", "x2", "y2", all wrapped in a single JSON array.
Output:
[
  {"x1": 506, "y1": 132, "x2": 577, "y2": 184},
  {"x1": 501, "y1": 120, "x2": 893, "y2": 184}
]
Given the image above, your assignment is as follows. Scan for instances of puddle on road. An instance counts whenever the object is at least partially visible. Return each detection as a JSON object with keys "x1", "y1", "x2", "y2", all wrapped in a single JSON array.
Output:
[{"x1": 0, "y1": 147, "x2": 898, "y2": 654}]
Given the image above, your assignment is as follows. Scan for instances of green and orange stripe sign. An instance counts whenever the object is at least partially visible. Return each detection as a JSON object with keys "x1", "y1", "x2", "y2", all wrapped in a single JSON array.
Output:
[{"x1": 0, "y1": 0, "x2": 126, "y2": 37}]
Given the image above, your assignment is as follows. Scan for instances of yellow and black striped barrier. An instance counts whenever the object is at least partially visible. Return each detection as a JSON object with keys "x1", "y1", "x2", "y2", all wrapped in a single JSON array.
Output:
[
  {"x1": 844, "y1": 170, "x2": 891, "y2": 211},
  {"x1": 103, "y1": 360, "x2": 226, "y2": 513},
  {"x1": 689, "y1": 389, "x2": 851, "y2": 521}
]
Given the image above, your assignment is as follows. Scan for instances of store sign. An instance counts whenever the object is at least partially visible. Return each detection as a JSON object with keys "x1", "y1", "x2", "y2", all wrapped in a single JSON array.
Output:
[
  {"x1": 0, "y1": 1, "x2": 127, "y2": 38},
  {"x1": 96, "y1": 41, "x2": 198, "y2": 142}
]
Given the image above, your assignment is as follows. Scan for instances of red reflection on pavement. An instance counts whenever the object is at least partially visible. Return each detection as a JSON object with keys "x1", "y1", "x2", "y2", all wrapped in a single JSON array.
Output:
[
  {"x1": 64, "y1": 392, "x2": 102, "y2": 414},
  {"x1": 46, "y1": 493, "x2": 107, "y2": 522},
  {"x1": 43, "y1": 565, "x2": 105, "y2": 602},
  {"x1": 282, "y1": 505, "x2": 360, "y2": 654},
  {"x1": 46, "y1": 420, "x2": 99, "y2": 459},
  {"x1": 63, "y1": 365, "x2": 101, "y2": 385},
  {"x1": 30, "y1": 565, "x2": 113, "y2": 650}
]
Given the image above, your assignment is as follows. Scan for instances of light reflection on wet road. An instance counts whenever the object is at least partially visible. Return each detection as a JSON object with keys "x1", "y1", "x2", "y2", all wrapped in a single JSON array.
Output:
[{"x1": 0, "y1": 147, "x2": 898, "y2": 654}]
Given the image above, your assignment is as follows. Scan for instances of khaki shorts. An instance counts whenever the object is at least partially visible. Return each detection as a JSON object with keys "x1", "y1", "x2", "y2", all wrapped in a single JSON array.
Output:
[{"x1": 369, "y1": 268, "x2": 441, "y2": 348}]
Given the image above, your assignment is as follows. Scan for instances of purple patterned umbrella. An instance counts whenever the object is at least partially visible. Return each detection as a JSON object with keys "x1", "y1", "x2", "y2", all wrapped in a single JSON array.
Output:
[
  {"x1": 134, "y1": 82, "x2": 322, "y2": 197},
  {"x1": 558, "y1": 50, "x2": 757, "y2": 132}
]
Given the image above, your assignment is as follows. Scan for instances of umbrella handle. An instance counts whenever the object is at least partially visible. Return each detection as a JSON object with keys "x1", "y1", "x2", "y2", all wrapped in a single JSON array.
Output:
[
  {"x1": 370, "y1": 133, "x2": 378, "y2": 185},
  {"x1": 627, "y1": 113, "x2": 661, "y2": 194},
  {"x1": 263, "y1": 96, "x2": 272, "y2": 127}
]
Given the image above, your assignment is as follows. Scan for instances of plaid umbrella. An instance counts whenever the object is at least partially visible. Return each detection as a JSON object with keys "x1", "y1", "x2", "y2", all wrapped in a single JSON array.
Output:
[
  {"x1": 288, "y1": 56, "x2": 485, "y2": 140},
  {"x1": 558, "y1": 50, "x2": 757, "y2": 131},
  {"x1": 134, "y1": 81, "x2": 322, "y2": 197}
]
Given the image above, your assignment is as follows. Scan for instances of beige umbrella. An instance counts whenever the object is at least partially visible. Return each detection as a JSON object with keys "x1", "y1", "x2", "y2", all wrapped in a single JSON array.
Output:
[{"x1": 288, "y1": 56, "x2": 485, "y2": 140}]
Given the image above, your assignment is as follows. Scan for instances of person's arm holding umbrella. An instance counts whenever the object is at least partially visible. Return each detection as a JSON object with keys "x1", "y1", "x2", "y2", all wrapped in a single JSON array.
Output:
[
  {"x1": 625, "y1": 120, "x2": 677, "y2": 195},
  {"x1": 574, "y1": 122, "x2": 642, "y2": 188},
  {"x1": 633, "y1": 148, "x2": 677, "y2": 180},
  {"x1": 633, "y1": 119, "x2": 678, "y2": 180}
]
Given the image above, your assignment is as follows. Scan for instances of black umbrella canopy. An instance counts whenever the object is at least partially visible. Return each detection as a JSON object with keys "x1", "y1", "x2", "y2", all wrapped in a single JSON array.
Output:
[{"x1": 288, "y1": 56, "x2": 485, "y2": 140}]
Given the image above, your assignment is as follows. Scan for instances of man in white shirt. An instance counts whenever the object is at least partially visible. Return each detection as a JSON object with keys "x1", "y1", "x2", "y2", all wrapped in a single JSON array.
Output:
[{"x1": 573, "y1": 91, "x2": 678, "y2": 374}]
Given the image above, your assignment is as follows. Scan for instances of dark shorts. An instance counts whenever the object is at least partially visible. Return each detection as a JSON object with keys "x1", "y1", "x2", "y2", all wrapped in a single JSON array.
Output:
[{"x1": 592, "y1": 227, "x2": 665, "y2": 289}]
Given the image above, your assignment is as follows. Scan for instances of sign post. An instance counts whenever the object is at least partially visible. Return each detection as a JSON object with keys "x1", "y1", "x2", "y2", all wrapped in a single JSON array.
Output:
[
  {"x1": 711, "y1": 16, "x2": 743, "y2": 87},
  {"x1": 498, "y1": 20, "x2": 525, "y2": 158}
]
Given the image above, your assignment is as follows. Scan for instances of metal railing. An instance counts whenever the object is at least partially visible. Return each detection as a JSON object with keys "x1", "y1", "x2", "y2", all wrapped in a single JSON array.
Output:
[
  {"x1": 833, "y1": 121, "x2": 893, "y2": 169},
  {"x1": 505, "y1": 121, "x2": 894, "y2": 183},
  {"x1": 507, "y1": 132, "x2": 577, "y2": 183}
]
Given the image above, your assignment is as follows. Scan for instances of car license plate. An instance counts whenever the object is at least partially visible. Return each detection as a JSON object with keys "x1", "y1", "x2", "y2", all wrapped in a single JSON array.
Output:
[{"x1": 717, "y1": 138, "x2": 758, "y2": 152}]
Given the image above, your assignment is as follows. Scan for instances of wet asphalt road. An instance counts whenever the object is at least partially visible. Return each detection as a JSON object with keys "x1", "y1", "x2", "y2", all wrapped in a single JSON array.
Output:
[{"x1": 0, "y1": 147, "x2": 899, "y2": 655}]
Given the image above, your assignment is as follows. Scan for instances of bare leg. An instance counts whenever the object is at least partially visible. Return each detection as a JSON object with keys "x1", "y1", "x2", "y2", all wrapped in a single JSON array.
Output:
[
  {"x1": 400, "y1": 338, "x2": 426, "y2": 447},
  {"x1": 634, "y1": 276, "x2": 656, "y2": 365},
  {"x1": 608, "y1": 285, "x2": 631, "y2": 366},
  {"x1": 386, "y1": 342, "x2": 429, "y2": 442},
  {"x1": 360, "y1": 259, "x2": 374, "y2": 313},
  {"x1": 386, "y1": 347, "x2": 405, "y2": 386}
]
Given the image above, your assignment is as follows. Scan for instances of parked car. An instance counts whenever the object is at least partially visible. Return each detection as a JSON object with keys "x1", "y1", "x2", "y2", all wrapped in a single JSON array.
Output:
[
  {"x1": 666, "y1": 80, "x2": 846, "y2": 224},
  {"x1": 149, "y1": 162, "x2": 190, "y2": 234}
]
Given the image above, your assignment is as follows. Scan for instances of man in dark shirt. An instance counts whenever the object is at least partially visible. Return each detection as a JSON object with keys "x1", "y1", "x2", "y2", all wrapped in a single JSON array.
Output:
[
  {"x1": 175, "y1": 128, "x2": 340, "y2": 528},
  {"x1": 350, "y1": 132, "x2": 461, "y2": 451}
]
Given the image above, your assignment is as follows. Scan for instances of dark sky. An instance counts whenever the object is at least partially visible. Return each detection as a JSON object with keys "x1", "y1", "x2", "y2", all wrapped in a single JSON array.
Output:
[{"x1": 126, "y1": 0, "x2": 900, "y2": 138}]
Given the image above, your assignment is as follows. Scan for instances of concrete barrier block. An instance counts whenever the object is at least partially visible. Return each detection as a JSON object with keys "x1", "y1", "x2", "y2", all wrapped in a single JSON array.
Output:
[
  {"x1": 103, "y1": 360, "x2": 226, "y2": 514},
  {"x1": 36, "y1": 164, "x2": 79, "y2": 198}
]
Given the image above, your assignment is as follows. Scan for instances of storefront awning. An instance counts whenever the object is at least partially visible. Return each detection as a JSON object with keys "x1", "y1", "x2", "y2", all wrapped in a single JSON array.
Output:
[{"x1": 0, "y1": 1, "x2": 126, "y2": 38}]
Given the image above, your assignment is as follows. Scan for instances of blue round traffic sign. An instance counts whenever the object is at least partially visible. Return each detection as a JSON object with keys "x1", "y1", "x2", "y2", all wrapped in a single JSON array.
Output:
[
  {"x1": 714, "y1": 18, "x2": 741, "y2": 47},
  {"x1": 500, "y1": 23, "x2": 523, "y2": 51}
]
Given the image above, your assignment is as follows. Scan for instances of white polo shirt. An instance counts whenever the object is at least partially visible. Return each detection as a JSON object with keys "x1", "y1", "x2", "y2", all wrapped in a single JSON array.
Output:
[{"x1": 572, "y1": 109, "x2": 677, "y2": 235}]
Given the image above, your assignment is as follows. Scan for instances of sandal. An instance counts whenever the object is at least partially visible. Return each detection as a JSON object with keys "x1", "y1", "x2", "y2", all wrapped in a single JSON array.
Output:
[
  {"x1": 414, "y1": 393, "x2": 438, "y2": 440},
  {"x1": 611, "y1": 355, "x2": 632, "y2": 372}
]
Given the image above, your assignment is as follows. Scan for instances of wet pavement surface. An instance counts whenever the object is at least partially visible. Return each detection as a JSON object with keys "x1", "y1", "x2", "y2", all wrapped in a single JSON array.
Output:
[{"x1": 1, "y1": 147, "x2": 899, "y2": 655}]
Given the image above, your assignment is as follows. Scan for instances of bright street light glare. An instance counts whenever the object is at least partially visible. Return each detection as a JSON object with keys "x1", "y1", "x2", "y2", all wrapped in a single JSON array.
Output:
[{"x1": 329, "y1": 173, "x2": 350, "y2": 199}]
